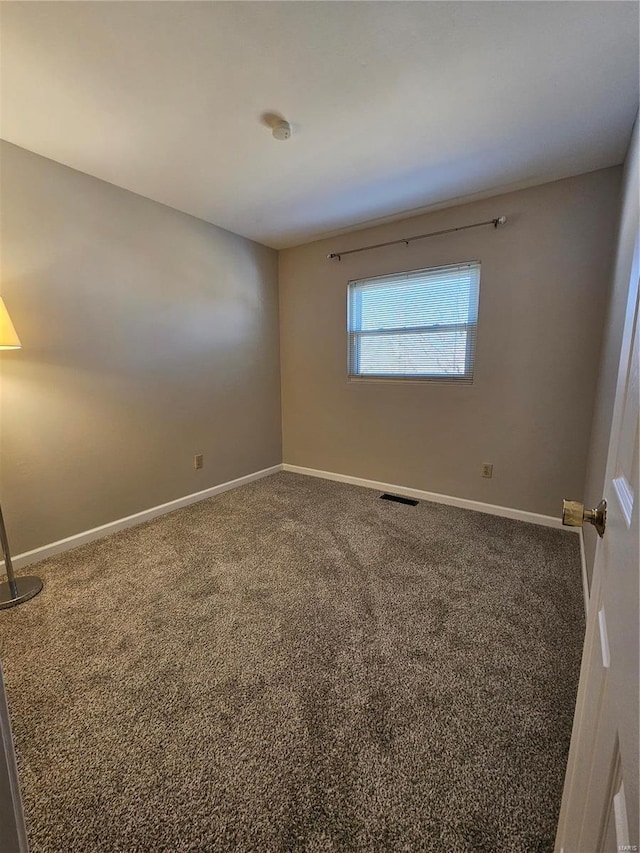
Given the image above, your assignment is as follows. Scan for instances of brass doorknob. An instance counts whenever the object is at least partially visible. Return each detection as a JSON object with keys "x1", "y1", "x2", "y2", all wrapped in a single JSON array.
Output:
[{"x1": 562, "y1": 499, "x2": 607, "y2": 537}]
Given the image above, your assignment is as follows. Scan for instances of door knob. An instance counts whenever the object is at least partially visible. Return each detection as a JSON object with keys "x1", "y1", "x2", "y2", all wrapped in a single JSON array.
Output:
[{"x1": 562, "y1": 499, "x2": 607, "y2": 537}]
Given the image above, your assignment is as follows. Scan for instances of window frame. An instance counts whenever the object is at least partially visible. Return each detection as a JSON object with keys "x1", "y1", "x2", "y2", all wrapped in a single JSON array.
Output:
[{"x1": 346, "y1": 261, "x2": 481, "y2": 384}]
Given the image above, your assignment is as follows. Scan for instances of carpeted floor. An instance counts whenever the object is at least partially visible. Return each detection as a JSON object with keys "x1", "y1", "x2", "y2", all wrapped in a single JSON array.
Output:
[{"x1": 0, "y1": 472, "x2": 584, "y2": 853}]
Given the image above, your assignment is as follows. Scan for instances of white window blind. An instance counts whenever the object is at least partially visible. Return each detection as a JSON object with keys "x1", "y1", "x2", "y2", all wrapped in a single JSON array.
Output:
[{"x1": 347, "y1": 261, "x2": 481, "y2": 383}]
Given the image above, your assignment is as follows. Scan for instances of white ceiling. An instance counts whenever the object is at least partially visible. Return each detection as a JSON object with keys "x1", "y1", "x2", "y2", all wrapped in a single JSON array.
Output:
[{"x1": 1, "y1": 2, "x2": 638, "y2": 249}]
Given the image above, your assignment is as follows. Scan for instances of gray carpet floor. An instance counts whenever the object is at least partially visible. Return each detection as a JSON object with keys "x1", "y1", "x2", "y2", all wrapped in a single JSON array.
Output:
[{"x1": 0, "y1": 472, "x2": 584, "y2": 853}]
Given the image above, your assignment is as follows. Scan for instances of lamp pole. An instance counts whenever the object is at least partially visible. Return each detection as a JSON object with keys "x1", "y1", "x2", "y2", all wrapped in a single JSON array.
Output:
[
  {"x1": 0, "y1": 297, "x2": 44, "y2": 608},
  {"x1": 0, "y1": 502, "x2": 42, "y2": 608},
  {"x1": 0, "y1": 504, "x2": 18, "y2": 598}
]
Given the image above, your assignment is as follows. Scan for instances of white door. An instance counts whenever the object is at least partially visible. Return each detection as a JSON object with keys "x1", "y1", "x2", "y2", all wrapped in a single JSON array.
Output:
[
  {"x1": 0, "y1": 662, "x2": 28, "y2": 853},
  {"x1": 555, "y1": 235, "x2": 639, "y2": 852}
]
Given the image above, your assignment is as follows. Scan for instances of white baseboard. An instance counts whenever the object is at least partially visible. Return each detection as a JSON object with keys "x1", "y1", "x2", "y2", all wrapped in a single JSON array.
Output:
[
  {"x1": 282, "y1": 463, "x2": 579, "y2": 532},
  {"x1": 1, "y1": 464, "x2": 282, "y2": 572}
]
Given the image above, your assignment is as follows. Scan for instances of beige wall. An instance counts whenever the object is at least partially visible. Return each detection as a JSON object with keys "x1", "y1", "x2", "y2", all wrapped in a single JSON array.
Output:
[
  {"x1": 583, "y1": 117, "x2": 639, "y2": 581},
  {"x1": 0, "y1": 142, "x2": 281, "y2": 555},
  {"x1": 279, "y1": 168, "x2": 621, "y2": 518}
]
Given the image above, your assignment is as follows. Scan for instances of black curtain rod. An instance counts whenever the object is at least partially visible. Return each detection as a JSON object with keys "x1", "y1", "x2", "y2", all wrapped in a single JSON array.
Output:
[{"x1": 327, "y1": 216, "x2": 507, "y2": 261}]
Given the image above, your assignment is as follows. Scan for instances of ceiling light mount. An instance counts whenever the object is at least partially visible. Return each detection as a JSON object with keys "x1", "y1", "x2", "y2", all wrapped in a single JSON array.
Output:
[{"x1": 272, "y1": 120, "x2": 292, "y2": 141}]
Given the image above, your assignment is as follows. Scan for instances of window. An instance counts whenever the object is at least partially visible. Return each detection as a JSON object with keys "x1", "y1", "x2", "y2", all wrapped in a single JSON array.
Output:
[{"x1": 347, "y1": 261, "x2": 481, "y2": 383}]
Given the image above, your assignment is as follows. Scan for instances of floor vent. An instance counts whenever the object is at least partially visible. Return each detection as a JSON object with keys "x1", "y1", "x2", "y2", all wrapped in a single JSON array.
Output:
[{"x1": 380, "y1": 493, "x2": 419, "y2": 506}]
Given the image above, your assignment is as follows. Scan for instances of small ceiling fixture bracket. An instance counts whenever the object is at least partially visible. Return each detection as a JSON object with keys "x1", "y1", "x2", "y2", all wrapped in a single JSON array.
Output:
[{"x1": 273, "y1": 120, "x2": 292, "y2": 141}]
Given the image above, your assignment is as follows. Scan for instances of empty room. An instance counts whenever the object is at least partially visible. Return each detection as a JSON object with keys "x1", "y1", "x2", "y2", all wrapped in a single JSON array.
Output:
[{"x1": 0, "y1": 2, "x2": 638, "y2": 851}]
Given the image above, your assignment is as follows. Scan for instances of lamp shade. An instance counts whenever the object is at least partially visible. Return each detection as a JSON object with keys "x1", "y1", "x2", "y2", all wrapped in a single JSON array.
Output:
[{"x1": 0, "y1": 298, "x2": 21, "y2": 349}]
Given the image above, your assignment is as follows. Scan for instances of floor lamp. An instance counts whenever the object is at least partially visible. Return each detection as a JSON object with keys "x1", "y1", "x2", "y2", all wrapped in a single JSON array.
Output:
[{"x1": 0, "y1": 297, "x2": 43, "y2": 609}]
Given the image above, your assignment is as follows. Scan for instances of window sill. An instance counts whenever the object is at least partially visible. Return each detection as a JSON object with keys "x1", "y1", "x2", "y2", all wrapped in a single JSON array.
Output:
[{"x1": 347, "y1": 376, "x2": 474, "y2": 386}]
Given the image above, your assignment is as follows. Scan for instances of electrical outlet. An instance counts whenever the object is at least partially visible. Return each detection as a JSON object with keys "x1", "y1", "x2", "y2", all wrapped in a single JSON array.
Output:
[
  {"x1": 194, "y1": 454, "x2": 203, "y2": 470},
  {"x1": 482, "y1": 463, "x2": 493, "y2": 479}
]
